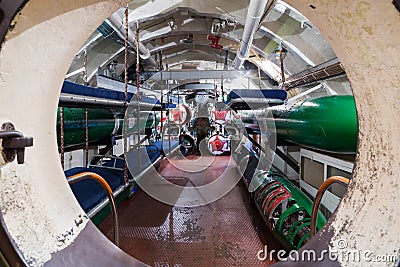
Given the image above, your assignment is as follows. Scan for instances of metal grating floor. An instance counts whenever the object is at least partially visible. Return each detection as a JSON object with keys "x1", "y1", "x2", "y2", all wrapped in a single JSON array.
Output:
[{"x1": 98, "y1": 155, "x2": 282, "y2": 266}]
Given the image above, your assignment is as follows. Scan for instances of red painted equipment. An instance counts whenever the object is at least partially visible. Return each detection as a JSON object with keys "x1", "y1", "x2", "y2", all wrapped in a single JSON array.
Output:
[{"x1": 208, "y1": 35, "x2": 223, "y2": 49}]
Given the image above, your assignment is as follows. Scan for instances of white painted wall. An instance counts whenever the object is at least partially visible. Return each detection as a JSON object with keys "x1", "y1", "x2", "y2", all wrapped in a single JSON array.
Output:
[
  {"x1": 113, "y1": 139, "x2": 125, "y2": 156},
  {"x1": 273, "y1": 146, "x2": 299, "y2": 181},
  {"x1": 63, "y1": 150, "x2": 83, "y2": 170},
  {"x1": 63, "y1": 148, "x2": 99, "y2": 170}
]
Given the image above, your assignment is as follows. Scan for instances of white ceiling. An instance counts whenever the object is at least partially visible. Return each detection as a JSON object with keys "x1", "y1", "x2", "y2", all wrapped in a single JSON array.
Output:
[{"x1": 66, "y1": 0, "x2": 351, "y2": 98}]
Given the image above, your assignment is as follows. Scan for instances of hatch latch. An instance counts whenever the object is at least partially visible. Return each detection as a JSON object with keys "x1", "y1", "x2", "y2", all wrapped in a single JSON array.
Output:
[{"x1": 0, "y1": 122, "x2": 33, "y2": 164}]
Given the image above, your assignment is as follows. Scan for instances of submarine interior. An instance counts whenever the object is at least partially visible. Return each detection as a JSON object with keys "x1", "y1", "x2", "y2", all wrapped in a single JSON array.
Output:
[{"x1": 0, "y1": 1, "x2": 399, "y2": 266}]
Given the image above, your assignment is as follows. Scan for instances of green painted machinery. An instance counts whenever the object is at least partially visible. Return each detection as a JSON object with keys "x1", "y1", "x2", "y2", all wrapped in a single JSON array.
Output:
[
  {"x1": 57, "y1": 108, "x2": 120, "y2": 147},
  {"x1": 237, "y1": 150, "x2": 327, "y2": 250},
  {"x1": 57, "y1": 107, "x2": 160, "y2": 147},
  {"x1": 269, "y1": 95, "x2": 358, "y2": 153},
  {"x1": 253, "y1": 170, "x2": 326, "y2": 250}
]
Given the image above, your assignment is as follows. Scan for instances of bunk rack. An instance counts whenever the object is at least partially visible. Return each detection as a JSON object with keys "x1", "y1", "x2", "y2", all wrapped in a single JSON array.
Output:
[
  {"x1": 59, "y1": 12, "x2": 184, "y2": 231},
  {"x1": 59, "y1": 80, "x2": 162, "y2": 110},
  {"x1": 125, "y1": 139, "x2": 180, "y2": 179},
  {"x1": 59, "y1": 79, "x2": 180, "y2": 223},
  {"x1": 64, "y1": 140, "x2": 180, "y2": 223},
  {"x1": 65, "y1": 155, "x2": 129, "y2": 224}
]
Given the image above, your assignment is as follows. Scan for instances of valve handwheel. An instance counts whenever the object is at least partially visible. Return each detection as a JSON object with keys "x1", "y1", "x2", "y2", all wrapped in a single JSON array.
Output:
[
  {"x1": 208, "y1": 134, "x2": 228, "y2": 155},
  {"x1": 211, "y1": 136, "x2": 223, "y2": 151}
]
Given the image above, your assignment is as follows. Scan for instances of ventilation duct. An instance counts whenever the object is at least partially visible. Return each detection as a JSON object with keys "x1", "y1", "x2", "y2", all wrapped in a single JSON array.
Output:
[{"x1": 232, "y1": 0, "x2": 270, "y2": 69}]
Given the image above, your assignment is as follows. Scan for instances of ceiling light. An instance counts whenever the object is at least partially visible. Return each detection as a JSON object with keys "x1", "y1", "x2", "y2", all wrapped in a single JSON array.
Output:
[{"x1": 168, "y1": 20, "x2": 177, "y2": 32}]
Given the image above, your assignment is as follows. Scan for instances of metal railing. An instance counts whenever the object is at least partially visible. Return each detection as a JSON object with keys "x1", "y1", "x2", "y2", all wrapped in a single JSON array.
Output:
[
  {"x1": 310, "y1": 176, "x2": 350, "y2": 237},
  {"x1": 67, "y1": 172, "x2": 119, "y2": 246}
]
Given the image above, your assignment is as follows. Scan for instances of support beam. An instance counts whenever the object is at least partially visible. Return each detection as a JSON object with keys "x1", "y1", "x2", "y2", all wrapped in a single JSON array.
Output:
[
  {"x1": 146, "y1": 69, "x2": 248, "y2": 84},
  {"x1": 284, "y1": 58, "x2": 345, "y2": 89}
]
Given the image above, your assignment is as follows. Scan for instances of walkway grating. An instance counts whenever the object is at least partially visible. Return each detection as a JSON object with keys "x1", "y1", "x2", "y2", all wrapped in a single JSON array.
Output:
[{"x1": 98, "y1": 155, "x2": 282, "y2": 266}]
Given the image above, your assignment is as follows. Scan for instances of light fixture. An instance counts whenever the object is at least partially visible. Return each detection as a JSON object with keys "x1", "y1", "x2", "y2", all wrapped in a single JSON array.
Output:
[
  {"x1": 108, "y1": 60, "x2": 118, "y2": 78},
  {"x1": 274, "y1": 45, "x2": 287, "y2": 61},
  {"x1": 211, "y1": 19, "x2": 226, "y2": 34},
  {"x1": 168, "y1": 20, "x2": 177, "y2": 32},
  {"x1": 180, "y1": 34, "x2": 193, "y2": 44}
]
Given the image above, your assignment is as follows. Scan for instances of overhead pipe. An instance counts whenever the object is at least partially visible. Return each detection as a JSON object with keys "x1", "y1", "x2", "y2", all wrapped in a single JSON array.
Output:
[
  {"x1": 233, "y1": 0, "x2": 271, "y2": 69},
  {"x1": 107, "y1": 11, "x2": 158, "y2": 68}
]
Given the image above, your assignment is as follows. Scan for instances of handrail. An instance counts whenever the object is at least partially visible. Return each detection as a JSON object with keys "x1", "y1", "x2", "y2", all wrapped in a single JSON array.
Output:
[
  {"x1": 310, "y1": 176, "x2": 350, "y2": 237},
  {"x1": 67, "y1": 172, "x2": 119, "y2": 246}
]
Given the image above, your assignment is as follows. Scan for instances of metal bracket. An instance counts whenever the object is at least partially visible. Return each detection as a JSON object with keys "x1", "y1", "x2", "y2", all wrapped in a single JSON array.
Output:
[{"x1": 0, "y1": 122, "x2": 33, "y2": 164}]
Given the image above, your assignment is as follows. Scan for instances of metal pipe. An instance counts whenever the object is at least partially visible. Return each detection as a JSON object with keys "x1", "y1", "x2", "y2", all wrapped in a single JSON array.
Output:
[
  {"x1": 107, "y1": 11, "x2": 157, "y2": 68},
  {"x1": 83, "y1": 50, "x2": 88, "y2": 86},
  {"x1": 67, "y1": 172, "x2": 119, "y2": 246},
  {"x1": 310, "y1": 176, "x2": 350, "y2": 237},
  {"x1": 233, "y1": 0, "x2": 270, "y2": 69},
  {"x1": 279, "y1": 50, "x2": 286, "y2": 87}
]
